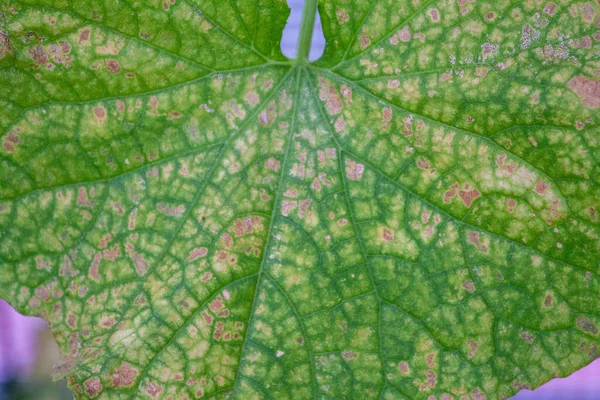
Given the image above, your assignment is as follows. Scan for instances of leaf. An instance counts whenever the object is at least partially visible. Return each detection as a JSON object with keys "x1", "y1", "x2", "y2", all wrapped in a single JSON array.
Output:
[{"x1": 1, "y1": 0, "x2": 600, "y2": 399}]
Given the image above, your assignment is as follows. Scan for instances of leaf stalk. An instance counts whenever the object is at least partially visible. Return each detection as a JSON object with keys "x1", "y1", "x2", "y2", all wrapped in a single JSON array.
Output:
[{"x1": 295, "y1": 0, "x2": 318, "y2": 64}]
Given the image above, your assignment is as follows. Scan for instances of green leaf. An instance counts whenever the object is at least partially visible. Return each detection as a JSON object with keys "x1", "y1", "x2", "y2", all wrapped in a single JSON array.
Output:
[{"x1": 1, "y1": 0, "x2": 600, "y2": 399}]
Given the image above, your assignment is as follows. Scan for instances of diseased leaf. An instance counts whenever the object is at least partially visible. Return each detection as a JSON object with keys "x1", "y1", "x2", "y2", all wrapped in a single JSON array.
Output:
[{"x1": 1, "y1": 0, "x2": 600, "y2": 399}]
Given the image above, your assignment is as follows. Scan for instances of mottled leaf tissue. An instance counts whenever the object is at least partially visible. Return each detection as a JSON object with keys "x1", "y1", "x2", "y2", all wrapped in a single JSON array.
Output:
[{"x1": 1, "y1": 0, "x2": 600, "y2": 399}]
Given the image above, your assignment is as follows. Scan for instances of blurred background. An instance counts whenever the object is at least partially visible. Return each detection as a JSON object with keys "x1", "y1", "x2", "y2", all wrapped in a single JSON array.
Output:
[
  {"x1": 1, "y1": 298, "x2": 599, "y2": 399},
  {"x1": 0, "y1": 300, "x2": 71, "y2": 400},
  {"x1": 1, "y1": 1, "x2": 598, "y2": 399}
]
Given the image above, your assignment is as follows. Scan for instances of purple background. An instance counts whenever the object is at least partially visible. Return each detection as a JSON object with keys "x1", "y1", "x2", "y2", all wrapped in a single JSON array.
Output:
[{"x1": 1, "y1": 297, "x2": 599, "y2": 398}]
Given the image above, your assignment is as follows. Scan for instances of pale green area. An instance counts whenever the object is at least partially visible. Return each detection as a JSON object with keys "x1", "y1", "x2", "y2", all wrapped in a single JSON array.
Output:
[{"x1": 1, "y1": 0, "x2": 600, "y2": 399}]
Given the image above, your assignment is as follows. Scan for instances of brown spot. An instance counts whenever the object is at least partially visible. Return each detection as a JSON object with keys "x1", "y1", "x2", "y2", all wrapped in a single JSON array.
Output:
[
  {"x1": 496, "y1": 153, "x2": 506, "y2": 166},
  {"x1": 79, "y1": 29, "x2": 91, "y2": 44},
  {"x1": 572, "y1": 36, "x2": 592, "y2": 49},
  {"x1": 444, "y1": 183, "x2": 459, "y2": 203},
  {"x1": 513, "y1": 381, "x2": 532, "y2": 390},
  {"x1": 201, "y1": 272, "x2": 212, "y2": 282},
  {"x1": 467, "y1": 340, "x2": 478, "y2": 359},
  {"x1": 417, "y1": 159, "x2": 430, "y2": 169},
  {"x1": 428, "y1": 8, "x2": 440, "y2": 22},
  {"x1": 103, "y1": 245, "x2": 120, "y2": 261},
  {"x1": 98, "y1": 233, "x2": 112, "y2": 249},
  {"x1": 470, "y1": 388, "x2": 487, "y2": 400},
  {"x1": 382, "y1": 228, "x2": 394, "y2": 242},
  {"x1": 544, "y1": 3, "x2": 556, "y2": 16},
  {"x1": 535, "y1": 181, "x2": 550, "y2": 195},
  {"x1": 28, "y1": 45, "x2": 48, "y2": 65},
  {"x1": 340, "y1": 85, "x2": 353, "y2": 102},
  {"x1": 265, "y1": 157, "x2": 281, "y2": 171},
  {"x1": 528, "y1": 136, "x2": 538, "y2": 147},
  {"x1": 311, "y1": 178, "x2": 322, "y2": 191},
  {"x1": 567, "y1": 75, "x2": 600, "y2": 109},
  {"x1": 55, "y1": 41, "x2": 70, "y2": 55},
  {"x1": 439, "y1": 72, "x2": 453, "y2": 82},
  {"x1": 215, "y1": 251, "x2": 228, "y2": 262},
  {"x1": 36, "y1": 258, "x2": 49, "y2": 273},
  {"x1": 382, "y1": 107, "x2": 392, "y2": 121},
  {"x1": 426, "y1": 353, "x2": 436, "y2": 368},
  {"x1": 67, "y1": 314, "x2": 76, "y2": 328},
  {"x1": 89, "y1": 253, "x2": 102, "y2": 281},
  {"x1": 589, "y1": 343, "x2": 599, "y2": 359},
  {"x1": 520, "y1": 331, "x2": 534, "y2": 343},
  {"x1": 476, "y1": 67, "x2": 489, "y2": 78},
  {"x1": 358, "y1": 33, "x2": 371, "y2": 49},
  {"x1": 235, "y1": 219, "x2": 244, "y2": 236},
  {"x1": 334, "y1": 115, "x2": 346, "y2": 133},
  {"x1": 157, "y1": 203, "x2": 185, "y2": 217},
  {"x1": 188, "y1": 248, "x2": 208, "y2": 261},
  {"x1": 214, "y1": 322, "x2": 224, "y2": 340},
  {"x1": 458, "y1": 188, "x2": 480, "y2": 207},
  {"x1": 581, "y1": 3, "x2": 596, "y2": 22},
  {"x1": 506, "y1": 198, "x2": 516, "y2": 213},
  {"x1": 149, "y1": 96, "x2": 159, "y2": 114},
  {"x1": 28, "y1": 296, "x2": 40, "y2": 308},
  {"x1": 345, "y1": 160, "x2": 364, "y2": 180},
  {"x1": 202, "y1": 311, "x2": 213, "y2": 324},
  {"x1": 544, "y1": 295, "x2": 554, "y2": 307},
  {"x1": 577, "y1": 316, "x2": 599, "y2": 334},
  {"x1": 0, "y1": 31, "x2": 13, "y2": 59},
  {"x1": 467, "y1": 231, "x2": 488, "y2": 252},
  {"x1": 92, "y1": 107, "x2": 106, "y2": 121},
  {"x1": 210, "y1": 296, "x2": 224, "y2": 312},
  {"x1": 2, "y1": 131, "x2": 20, "y2": 152},
  {"x1": 481, "y1": 43, "x2": 498, "y2": 58},
  {"x1": 146, "y1": 168, "x2": 159, "y2": 178},
  {"x1": 128, "y1": 208, "x2": 138, "y2": 230},
  {"x1": 132, "y1": 253, "x2": 148, "y2": 275},
  {"x1": 319, "y1": 79, "x2": 343, "y2": 115},
  {"x1": 245, "y1": 91, "x2": 259, "y2": 105},
  {"x1": 462, "y1": 280, "x2": 475, "y2": 293},
  {"x1": 398, "y1": 361, "x2": 410, "y2": 374},
  {"x1": 336, "y1": 9, "x2": 349, "y2": 23},
  {"x1": 162, "y1": 0, "x2": 177, "y2": 11},
  {"x1": 397, "y1": 26, "x2": 411, "y2": 43},
  {"x1": 341, "y1": 350, "x2": 357, "y2": 360},
  {"x1": 281, "y1": 200, "x2": 298, "y2": 217},
  {"x1": 298, "y1": 198, "x2": 312, "y2": 218},
  {"x1": 112, "y1": 362, "x2": 138, "y2": 388},
  {"x1": 77, "y1": 187, "x2": 93, "y2": 206},
  {"x1": 85, "y1": 378, "x2": 102, "y2": 398},
  {"x1": 146, "y1": 381, "x2": 163, "y2": 398},
  {"x1": 34, "y1": 285, "x2": 50, "y2": 302},
  {"x1": 422, "y1": 370, "x2": 437, "y2": 389}
]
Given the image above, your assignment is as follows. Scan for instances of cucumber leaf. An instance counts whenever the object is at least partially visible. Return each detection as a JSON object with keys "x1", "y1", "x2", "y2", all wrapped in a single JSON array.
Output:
[{"x1": 1, "y1": 0, "x2": 600, "y2": 399}]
